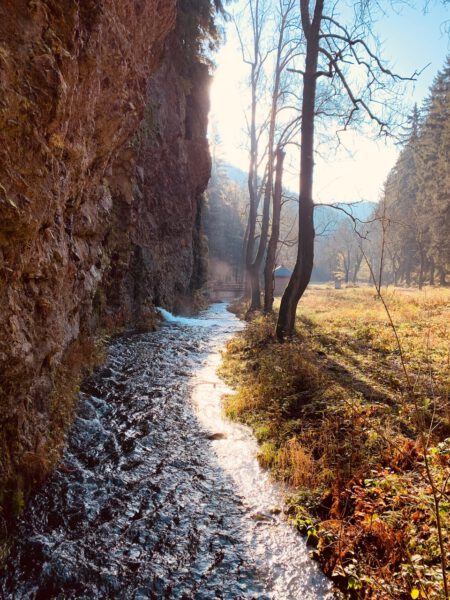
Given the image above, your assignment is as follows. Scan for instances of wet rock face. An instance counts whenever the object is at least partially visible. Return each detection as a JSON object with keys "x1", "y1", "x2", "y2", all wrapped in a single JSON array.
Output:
[{"x1": 0, "y1": 0, "x2": 210, "y2": 514}]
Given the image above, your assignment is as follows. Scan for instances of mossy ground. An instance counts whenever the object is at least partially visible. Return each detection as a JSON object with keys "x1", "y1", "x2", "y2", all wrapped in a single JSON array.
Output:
[{"x1": 220, "y1": 285, "x2": 450, "y2": 599}]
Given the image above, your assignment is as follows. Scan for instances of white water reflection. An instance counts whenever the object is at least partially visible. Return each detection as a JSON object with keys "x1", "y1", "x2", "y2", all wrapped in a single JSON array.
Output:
[
  {"x1": 157, "y1": 307, "x2": 216, "y2": 327},
  {"x1": 5, "y1": 303, "x2": 335, "y2": 599},
  {"x1": 188, "y1": 304, "x2": 336, "y2": 600}
]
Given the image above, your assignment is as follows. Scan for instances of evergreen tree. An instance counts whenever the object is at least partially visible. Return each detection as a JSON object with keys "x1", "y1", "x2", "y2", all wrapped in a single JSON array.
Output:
[
  {"x1": 377, "y1": 56, "x2": 450, "y2": 287},
  {"x1": 417, "y1": 57, "x2": 450, "y2": 284}
]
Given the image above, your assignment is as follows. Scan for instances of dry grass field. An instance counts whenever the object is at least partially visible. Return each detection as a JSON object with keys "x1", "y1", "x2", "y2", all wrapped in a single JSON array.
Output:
[{"x1": 221, "y1": 286, "x2": 450, "y2": 599}]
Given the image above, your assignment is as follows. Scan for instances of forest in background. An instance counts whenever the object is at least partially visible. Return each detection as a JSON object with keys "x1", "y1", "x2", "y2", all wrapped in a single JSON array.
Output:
[
  {"x1": 374, "y1": 58, "x2": 450, "y2": 288},
  {"x1": 205, "y1": 55, "x2": 450, "y2": 291}
]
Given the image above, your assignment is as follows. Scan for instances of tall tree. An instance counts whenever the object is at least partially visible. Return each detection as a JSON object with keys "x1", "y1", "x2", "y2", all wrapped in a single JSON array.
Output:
[
  {"x1": 374, "y1": 60, "x2": 450, "y2": 289},
  {"x1": 264, "y1": 148, "x2": 286, "y2": 311},
  {"x1": 236, "y1": 0, "x2": 269, "y2": 303},
  {"x1": 276, "y1": 0, "x2": 323, "y2": 338},
  {"x1": 256, "y1": 0, "x2": 300, "y2": 313},
  {"x1": 236, "y1": 0, "x2": 301, "y2": 311},
  {"x1": 276, "y1": 1, "x2": 413, "y2": 338},
  {"x1": 417, "y1": 58, "x2": 450, "y2": 285}
]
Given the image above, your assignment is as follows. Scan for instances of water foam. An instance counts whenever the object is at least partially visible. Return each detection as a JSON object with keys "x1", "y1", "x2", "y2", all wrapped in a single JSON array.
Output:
[{"x1": 157, "y1": 306, "x2": 226, "y2": 328}]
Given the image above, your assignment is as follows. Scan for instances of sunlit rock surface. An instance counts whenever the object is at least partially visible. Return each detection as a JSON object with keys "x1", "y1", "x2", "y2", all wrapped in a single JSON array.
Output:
[{"x1": 0, "y1": 0, "x2": 209, "y2": 516}]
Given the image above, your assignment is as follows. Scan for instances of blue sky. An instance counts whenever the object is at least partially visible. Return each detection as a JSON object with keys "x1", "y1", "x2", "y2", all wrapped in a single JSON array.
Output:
[{"x1": 210, "y1": 1, "x2": 449, "y2": 203}]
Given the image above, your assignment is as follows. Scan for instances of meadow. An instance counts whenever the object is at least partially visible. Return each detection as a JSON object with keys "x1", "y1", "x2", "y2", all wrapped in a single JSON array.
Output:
[{"x1": 221, "y1": 286, "x2": 450, "y2": 599}]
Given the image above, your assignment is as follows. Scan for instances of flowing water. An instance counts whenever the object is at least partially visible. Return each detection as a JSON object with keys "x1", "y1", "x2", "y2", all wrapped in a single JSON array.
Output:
[{"x1": 1, "y1": 303, "x2": 335, "y2": 599}]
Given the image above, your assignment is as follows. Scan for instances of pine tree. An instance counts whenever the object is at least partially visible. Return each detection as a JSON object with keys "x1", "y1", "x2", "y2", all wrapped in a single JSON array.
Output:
[
  {"x1": 417, "y1": 57, "x2": 450, "y2": 284},
  {"x1": 379, "y1": 57, "x2": 450, "y2": 287}
]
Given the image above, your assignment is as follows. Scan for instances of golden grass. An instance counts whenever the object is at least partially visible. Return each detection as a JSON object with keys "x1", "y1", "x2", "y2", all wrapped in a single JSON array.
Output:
[
  {"x1": 297, "y1": 286, "x2": 449, "y2": 388},
  {"x1": 277, "y1": 438, "x2": 316, "y2": 487},
  {"x1": 221, "y1": 285, "x2": 450, "y2": 599}
]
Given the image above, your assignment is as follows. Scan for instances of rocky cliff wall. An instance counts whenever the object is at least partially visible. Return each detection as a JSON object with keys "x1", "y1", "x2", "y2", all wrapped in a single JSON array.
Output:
[
  {"x1": 101, "y1": 34, "x2": 210, "y2": 325},
  {"x1": 0, "y1": 0, "x2": 211, "y2": 520}
]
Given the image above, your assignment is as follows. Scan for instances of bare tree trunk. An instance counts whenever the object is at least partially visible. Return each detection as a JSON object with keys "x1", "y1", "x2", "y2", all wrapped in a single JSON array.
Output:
[
  {"x1": 244, "y1": 65, "x2": 258, "y2": 298},
  {"x1": 429, "y1": 257, "x2": 435, "y2": 286},
  {"x1": 264, "y1": 149, "x2": 285, "y2": 312},
  {"x1": 247, "y1": 10, "x2": 286, "y2": 312},
  {"x1": 276, "y1": 0, "x2": 322, "y2": 339},
  {"x1": 344, "y1": 249, "x2": 350, "y2": 284},
  {"x1": 248, "y1": 264, "x2": 260, "y2": 308},
  {"x1": 352, "y1": 252, "x2": 363, "y2": 284},
  {"x1": 403, "y1": 254, "x2": 411, "y2": 287},
  {"x1": 405, "y1": 262, "x2": 411, "y2": 287},
  {"x1": 241, "y1": 0, "x2": 262, "y2": 304},
  {"x1": 241, "y1": 220, "x2": 251, "y2": 298},
  {"x1": 418, "y1": 249, "x2": 424, "y2": 290},
  {"x1": 248, "y1": 172, "x2": 272, "y2": 311}
]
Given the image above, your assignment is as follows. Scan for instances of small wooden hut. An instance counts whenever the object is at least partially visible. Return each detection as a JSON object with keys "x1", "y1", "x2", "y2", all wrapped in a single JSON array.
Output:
[{"x1": 273, "y1": 265, "x2": 292, "y2": 296}]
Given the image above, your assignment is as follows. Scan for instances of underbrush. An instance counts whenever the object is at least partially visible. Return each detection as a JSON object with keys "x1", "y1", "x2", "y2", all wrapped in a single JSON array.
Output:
[{"x1": 220, "y1": 286, "x2": 450, "y2": 599}]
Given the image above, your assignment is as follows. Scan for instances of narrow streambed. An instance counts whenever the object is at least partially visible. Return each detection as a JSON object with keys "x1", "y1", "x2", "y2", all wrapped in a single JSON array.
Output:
[{"x1": 1, "y1": 303, "x2": 335, "y2": 599}]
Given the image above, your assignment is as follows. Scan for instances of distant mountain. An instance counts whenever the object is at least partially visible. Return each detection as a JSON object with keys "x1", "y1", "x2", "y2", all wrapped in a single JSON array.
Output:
[
  {"x1": 223, "y1": 162, "x2": 377, "y2": 224},
  {"x1": 314, "y1": 201, "x2": 376, "y2": 230},
  {"x1": 224, "y1": 163, "x2": 248, "y2": 187}
]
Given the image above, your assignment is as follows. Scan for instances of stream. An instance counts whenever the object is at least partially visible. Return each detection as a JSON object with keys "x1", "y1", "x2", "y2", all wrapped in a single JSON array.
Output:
[{"x1": 1, "y1": 303, "x2": 335, "y2": 599}]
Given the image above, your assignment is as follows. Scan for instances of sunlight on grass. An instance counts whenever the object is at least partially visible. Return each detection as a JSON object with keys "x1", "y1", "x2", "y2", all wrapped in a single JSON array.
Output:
[{"x1": 221, "y1": 285, "x2": 450, "y2": 599}]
